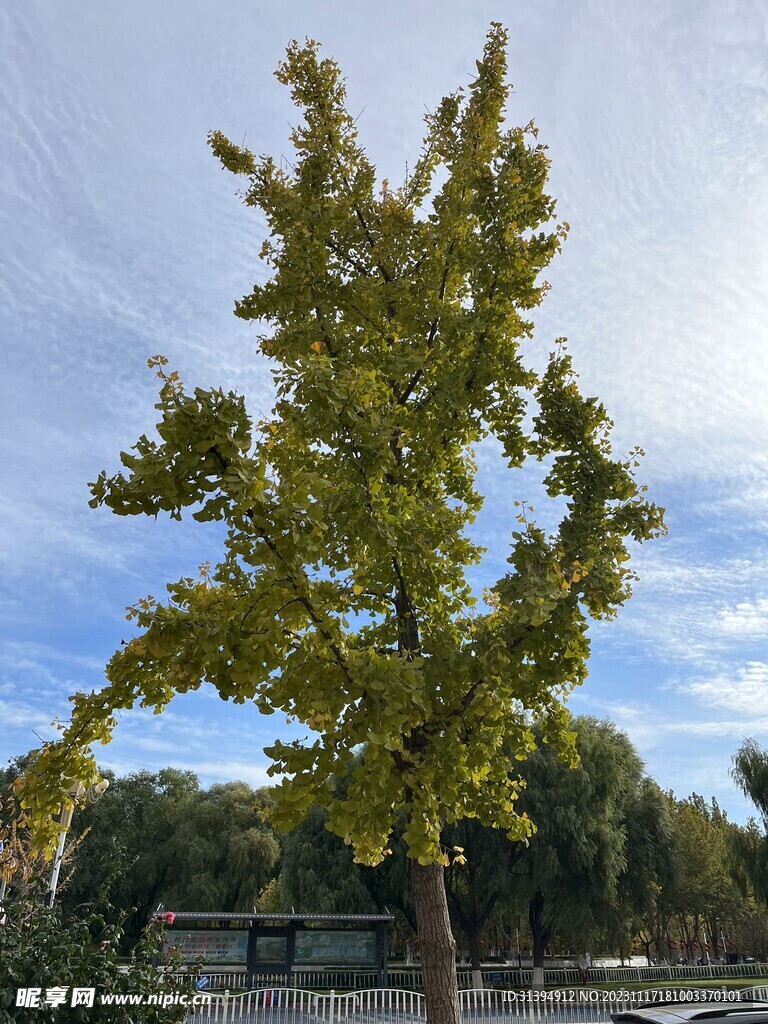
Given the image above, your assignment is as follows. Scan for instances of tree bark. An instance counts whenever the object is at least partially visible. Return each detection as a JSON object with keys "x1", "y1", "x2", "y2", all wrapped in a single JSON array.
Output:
[
  {"x1": 445, "y1": 851, "x2": 499, "y2": 991},
  {"x1": 468, "y1": 929, "x2": 483, "y2": 989},
  {"x1": 411, "y1": 859, "x2": 460, "y2": 1024},
  {"x1": 529, "y1": 889, "x2": 548, "y2": 990},
  {"x1": 708, "y1": 916, "x2": 719, "y2": 961}
]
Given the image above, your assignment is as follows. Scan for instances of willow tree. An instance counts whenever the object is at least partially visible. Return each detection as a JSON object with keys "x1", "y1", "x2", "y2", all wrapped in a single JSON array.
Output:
[
  {"x1": 19, "y1": 25, "x2": 664, "y2": 1024},
  {"x1": 731, "y1": 740, "x2": 768, "y2": 904}
]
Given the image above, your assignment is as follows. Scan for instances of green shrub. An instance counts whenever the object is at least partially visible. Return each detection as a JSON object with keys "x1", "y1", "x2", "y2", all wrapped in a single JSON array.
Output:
[{"x1": 0, "y1": 894, "x2": 193, "y2": 1023}]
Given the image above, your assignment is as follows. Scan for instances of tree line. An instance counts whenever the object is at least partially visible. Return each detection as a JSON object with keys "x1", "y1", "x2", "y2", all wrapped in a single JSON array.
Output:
[{"x1": 5, "y1": 719, "x2": 768, "y2": 979}]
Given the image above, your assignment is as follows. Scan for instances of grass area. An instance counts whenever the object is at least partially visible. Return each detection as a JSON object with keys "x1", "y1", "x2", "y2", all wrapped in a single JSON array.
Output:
[{"x1": 577, "y1": 978, "x2": 768, "y2": 993}]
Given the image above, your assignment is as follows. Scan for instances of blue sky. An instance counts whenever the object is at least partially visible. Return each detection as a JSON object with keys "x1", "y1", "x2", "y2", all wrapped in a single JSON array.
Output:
[{"x1": 2, "y1": 0, "x2": 767, "y2": 820}]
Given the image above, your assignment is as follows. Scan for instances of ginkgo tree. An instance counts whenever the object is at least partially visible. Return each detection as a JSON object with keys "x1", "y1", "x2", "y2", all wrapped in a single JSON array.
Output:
[{"x1": 18, "y1": 25, "x2": 664, "y2": 1024}]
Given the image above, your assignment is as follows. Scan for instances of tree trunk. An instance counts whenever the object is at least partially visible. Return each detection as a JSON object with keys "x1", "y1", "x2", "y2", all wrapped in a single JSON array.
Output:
[
  {"x1": 411, "y1": 859, "x2": 460, "y2": 1024},
  {"x1": 468, "y1": 929, "x2": 483, "y2": 989},
  {"x1": 708, "y1": 917, "x2": 719, "y2": 961},
  {"x1": 529, "y1": 889, "x2": 547, "y2": 990}
]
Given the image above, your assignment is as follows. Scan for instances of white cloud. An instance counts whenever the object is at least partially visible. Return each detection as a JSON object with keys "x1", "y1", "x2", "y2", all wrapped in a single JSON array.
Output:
[
  {"x1": 682, "y1": 662, "x2": 768, "y2": 714},
  {"x1": 593, "y1": 545, "x2": 768, "y2": 665},
  {"x1": 166, "y1": 760, "x2": 275, "y2": 790},
  {"x1": 1, "y1": 640, "x2": 105, "y2": 675},
  {"x1": 719, "y1": 599, "x2": 768, "y2": 638},
  {"x1": 533, "y1": 0, "x2": 768, "y2": 485},
  {"x1": 0, "y1": 698, "x2": 60, "y2": 733},
  {"x1": 125, "y1": 735, "x2": 186, "y2": 755},
  {"x1": 92, "y1": 754, "x2": 275, "y2": 791},
  {"x1": 666, "y1": 719, "x2": 767, "y2": 739},
  {"x1": 576, "y1": 685, "x2": 768, "y2": 751},
  {"x1": 188, "y1": 765, "x2": 274, "y2": 786},
  {"x1": 3, "y1": 0, "x2": 768, "y2": 823}
]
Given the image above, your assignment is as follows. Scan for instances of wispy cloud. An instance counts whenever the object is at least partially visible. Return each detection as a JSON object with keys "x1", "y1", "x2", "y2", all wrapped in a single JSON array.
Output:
[
  {"x1": 593, "y1": 543, "x2": 768, "y2": 665},
  {"x1": 1, "y1": 640, "x2": 106, "y2": 675},
  {"x1": 179, "y1": 761, "x2": 275, "y2": 789},
  {"x1": 0, "y1": 699, "x2": 60, "y2": 733},
  {"x1": 3, "y1": 0, "x2": 768, "y2": 822},
  {"x1": 94, "y1": 754, "x2": 275, "y2": 791}
]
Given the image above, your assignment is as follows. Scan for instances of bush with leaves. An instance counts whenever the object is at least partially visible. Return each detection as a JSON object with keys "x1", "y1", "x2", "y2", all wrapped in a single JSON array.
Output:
[{"x1": 0, "y1": 890, "x2": 193, "y2": 1023}]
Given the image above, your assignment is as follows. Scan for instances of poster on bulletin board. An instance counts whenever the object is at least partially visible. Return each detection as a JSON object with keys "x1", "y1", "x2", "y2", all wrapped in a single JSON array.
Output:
[
  {"x1": 293, "y1": 930, "x2": 377, "y2": 965},
  {"x1": 170, "y1": 930, "x2": 249, "y2": 964}
]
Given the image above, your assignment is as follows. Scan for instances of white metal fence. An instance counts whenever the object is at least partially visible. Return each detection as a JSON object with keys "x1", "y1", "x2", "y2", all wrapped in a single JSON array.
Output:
[
  {"x1": 186, "y1": 985, "x2": 768, "y2": 1024},
  {"x1": 170, "y1": 961, "x2": 768, "y2": 994},
  {"x1": 188, "y1": 988, "x2": 425, "y2": 1024}
]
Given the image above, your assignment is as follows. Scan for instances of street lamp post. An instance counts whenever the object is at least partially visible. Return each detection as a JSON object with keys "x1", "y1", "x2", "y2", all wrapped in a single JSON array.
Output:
[
  {"x1": 0, "y1": 839, "x2": 6, "y2": 908},
  {"x1": 44, "y1": 780, "x2": 109, "y2": 908}
]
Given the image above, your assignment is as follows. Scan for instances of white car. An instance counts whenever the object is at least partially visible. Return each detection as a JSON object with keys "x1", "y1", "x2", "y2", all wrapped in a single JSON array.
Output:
[{"x1": 612, "y1": 1002, "x2": 768, "y2": 1024}]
